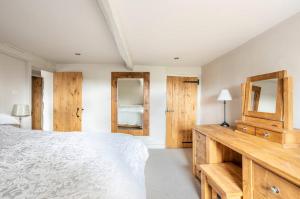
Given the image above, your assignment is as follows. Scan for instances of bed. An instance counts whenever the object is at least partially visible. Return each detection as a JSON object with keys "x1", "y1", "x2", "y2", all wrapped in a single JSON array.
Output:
[{"x1": 0, "y1": 125, "x2": 149, "y2": 199}]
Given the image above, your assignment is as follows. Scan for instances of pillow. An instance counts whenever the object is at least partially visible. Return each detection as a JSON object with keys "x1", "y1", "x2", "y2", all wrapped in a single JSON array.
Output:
[{"x1": 0, "y1": 113, "x2": 19, "y2": 125}]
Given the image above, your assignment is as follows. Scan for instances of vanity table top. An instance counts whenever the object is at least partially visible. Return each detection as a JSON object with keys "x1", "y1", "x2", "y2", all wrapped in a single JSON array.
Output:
[{"x1": 193, "y1": 125, "x2": 300, "y2": 186}]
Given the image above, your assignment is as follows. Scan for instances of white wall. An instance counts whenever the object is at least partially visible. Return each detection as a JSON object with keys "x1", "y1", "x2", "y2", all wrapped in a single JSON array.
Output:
[
  {"x1": 201, "y1": 13, "x2": 300, "y2": 128},
  {"x1": 41, "y1": 70, "x2": 53, "y2": 131},
  {"x1": 0, "y1": 53, "x2": 31, "y2": 128},
  {"x1": 55, "y1": 64, "x2": 201, "y2": 148}
]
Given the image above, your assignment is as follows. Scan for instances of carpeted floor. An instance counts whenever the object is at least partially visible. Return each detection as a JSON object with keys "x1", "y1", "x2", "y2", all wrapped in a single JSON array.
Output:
[{"x1": 145, "y1": 149, "x2": 200, "y2": 199}]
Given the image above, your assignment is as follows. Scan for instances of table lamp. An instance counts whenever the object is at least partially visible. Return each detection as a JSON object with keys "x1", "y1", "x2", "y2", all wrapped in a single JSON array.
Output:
[
  {"x1": 12, "y1": 104, "x2": 30, "y2": 128},
  {"x1": 217, "y1": 89, "x2": 232, "y2": 127}
]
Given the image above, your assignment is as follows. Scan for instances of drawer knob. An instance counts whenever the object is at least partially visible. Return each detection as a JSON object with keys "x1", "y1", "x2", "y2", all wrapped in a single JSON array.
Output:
[
  {"x1": 263, "y1": 132, "x2": 270, "y2": 137},
  {"x1": 242, "y1": 127, "x2": 247, "y2": 131},
  {"x1": 270, "y1": 186, "x2": 280, "y2": 194}
]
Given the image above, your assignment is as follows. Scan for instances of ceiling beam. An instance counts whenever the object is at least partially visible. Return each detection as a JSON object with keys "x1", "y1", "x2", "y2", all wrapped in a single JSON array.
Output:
[
  {"x1": 96, "y1": 0, "x2": 133, "y2": 70},
  {"x1": 0, "y1": 42, "x2": 54, "y2": 70}
]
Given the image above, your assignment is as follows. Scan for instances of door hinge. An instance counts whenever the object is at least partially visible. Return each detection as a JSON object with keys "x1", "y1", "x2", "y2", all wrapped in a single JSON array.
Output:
[{"x1": 183, "y1": 80, "x2": 199, "y2": 85}]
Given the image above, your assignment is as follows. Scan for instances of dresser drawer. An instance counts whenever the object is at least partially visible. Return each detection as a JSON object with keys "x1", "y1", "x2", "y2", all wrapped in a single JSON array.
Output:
[
  {"x1": 253, "y1": 163, "x2": 300, "y2": 199},
  {"x1": 236, "y1": 124, "x2": 255, "y2": 135},
  {"x1": 256, "y1": 128, "x2": 282, "y2": 144}
]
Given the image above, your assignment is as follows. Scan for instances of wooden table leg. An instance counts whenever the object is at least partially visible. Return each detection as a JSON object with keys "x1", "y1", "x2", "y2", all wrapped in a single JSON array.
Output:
[{"x1": 201, "y1": 171, "x2": 212, "y2": 199}]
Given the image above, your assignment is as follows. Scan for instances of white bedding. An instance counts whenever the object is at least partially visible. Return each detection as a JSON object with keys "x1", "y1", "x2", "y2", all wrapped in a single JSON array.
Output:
[{"x1": 0, "y1": 125, "x2": 149, "y2": 199}]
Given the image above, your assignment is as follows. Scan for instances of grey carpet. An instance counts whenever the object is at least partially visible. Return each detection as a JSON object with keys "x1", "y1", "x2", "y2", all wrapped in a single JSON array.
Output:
[{"x1": 145, "y1": 149, "x2": 200, "y2": 199}]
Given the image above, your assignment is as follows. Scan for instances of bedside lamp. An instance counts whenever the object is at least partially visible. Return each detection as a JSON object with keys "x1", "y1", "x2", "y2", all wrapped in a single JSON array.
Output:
[
  {"x1": 12, "y1": 104, "x2": 30, "y2": 128},
  {"x1": 217, "y1": 89, "x2": 232, "y2": 127}
]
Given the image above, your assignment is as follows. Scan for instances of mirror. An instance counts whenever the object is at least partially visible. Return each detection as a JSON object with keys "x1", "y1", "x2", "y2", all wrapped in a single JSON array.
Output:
[
  {"x1": 117, "y1": 78, "x2": 144, "y2": 130},
  {"x1": 111, "y1": 72, "x2": 149, "y2": 136},
  {"x1": 249, "y1": 79, "x2": 278, "y2": 113}
]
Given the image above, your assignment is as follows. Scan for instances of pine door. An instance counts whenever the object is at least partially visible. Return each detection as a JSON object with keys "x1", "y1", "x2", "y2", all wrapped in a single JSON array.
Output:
[
  {"x1": 53, "y1": 72, "x2": 83, "y2": 132},
  {"x1": 166, "y1": 76, "x2": 198, "y2": 148}
]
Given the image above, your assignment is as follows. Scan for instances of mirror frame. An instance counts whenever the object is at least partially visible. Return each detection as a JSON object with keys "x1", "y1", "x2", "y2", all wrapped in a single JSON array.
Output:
[
  {"x1": 111, "y1": 72, "x2": 150, "y2": 136},
  {"x1": 244, "y1": 71, "x2": 286, "y2": 121}
]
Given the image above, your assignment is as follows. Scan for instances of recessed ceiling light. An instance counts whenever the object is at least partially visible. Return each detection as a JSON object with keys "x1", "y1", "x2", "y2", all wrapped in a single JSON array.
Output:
[
  {"x1": 75, "y1": 53, "x2": 81, "y2": 56},
  {"x1": 174, "y1": 57, "x2": 180, "y2": 60}
]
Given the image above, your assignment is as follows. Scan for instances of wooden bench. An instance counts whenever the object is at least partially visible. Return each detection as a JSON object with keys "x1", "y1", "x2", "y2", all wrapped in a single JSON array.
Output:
[{"x1": 200, "y1": 163, "x2": 243, "y2": 199}]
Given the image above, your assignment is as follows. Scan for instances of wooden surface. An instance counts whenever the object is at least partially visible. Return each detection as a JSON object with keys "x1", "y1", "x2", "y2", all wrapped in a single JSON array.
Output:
[
  {"x1": 242, "y1": 156, "x2": 254, "y2": 199},
  {"x1": 32, "y1": 76, "x2": 43, "y2": 130},
  {"x1": 201, "y1": 171, "x2": 212, "y2": 199},
  {"x1": 255, "y1": 128, "x2": 282, "y2": 143},
  {"x1": 236, "y1": 124, "x2": 255, "y2": 135},
  {"x1": 111, "y1": 72, "x2": 149, "y2": 136},
  {"x1": 244, "y1": 75, "x2": 284, "y2": 121},
  {"x1": 194, "y1": 125, "x2": 300, "y2": 187},
  {"x1": 238, "y1": 70, "x2": 300, "y2": 147},
  {"x1": 166, "y1": 76, "x2": 198, "y2": 148},
  {"x1": 200, "y1": 163, "x2": 243, "y2": 199},
  {"x1": 54, "y1": 72, "x2": 83, "y2": 132},
  {"x1": 283, "y1": 77, "x2": 293, "y2": 129},
  {"x1": 253, "y1": 163, "x2": 300, "y2": 199}
]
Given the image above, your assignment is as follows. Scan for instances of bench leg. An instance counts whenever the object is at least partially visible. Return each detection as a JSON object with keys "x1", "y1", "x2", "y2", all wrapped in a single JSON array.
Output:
[
  {"x1": 201, "y1": 172, "x2": 212, "y2": 199},
  {"x1": 212, "y1": 190, "x2": 218, "y2": 199}
]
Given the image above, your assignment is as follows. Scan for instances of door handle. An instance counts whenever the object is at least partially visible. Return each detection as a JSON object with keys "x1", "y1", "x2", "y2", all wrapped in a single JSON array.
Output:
[
  {"x1": 76, "y1": 108, "x2": 84, "y2": 118},
  {"x1": 166, "y1": 110, "x2": 174, "y2": 113},
  {"x1": 76, "y1": 108, "x2": 80, "y2": 118}
]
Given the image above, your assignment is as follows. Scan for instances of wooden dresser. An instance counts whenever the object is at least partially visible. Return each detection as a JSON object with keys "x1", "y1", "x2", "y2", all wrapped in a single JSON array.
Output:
[
  {"x1": 193, "y1": 71, "x2": 300, "y2": 199},
  {"x1": 193, "y1": 125, "x2": 300, "y2": 199}
]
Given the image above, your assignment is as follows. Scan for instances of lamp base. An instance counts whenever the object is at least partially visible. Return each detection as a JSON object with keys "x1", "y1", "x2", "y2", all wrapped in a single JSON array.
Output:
[{"x1": 220, "y1": 122, "x2": 230, "y2": 128}]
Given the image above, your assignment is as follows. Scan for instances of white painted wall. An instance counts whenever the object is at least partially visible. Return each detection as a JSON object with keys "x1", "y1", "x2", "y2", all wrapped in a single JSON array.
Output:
[
  {"x1": 0, "y1": 53, "x2": 31, "y2": 128},
  {"x1": 55, "y1": 64, "x2": 201, "y2": 148},
  {"x1": 41, "y1": 70, "x2": 53, "y2": 131},
  {"x1": 201, "y1": 13, "x2": 300, "y2": 128}
]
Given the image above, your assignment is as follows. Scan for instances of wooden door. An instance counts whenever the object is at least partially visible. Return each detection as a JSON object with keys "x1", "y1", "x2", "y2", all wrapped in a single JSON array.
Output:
[
  {"x1": 32, "y1": 76, "x2": 43, "y2": 130},
  {"x1": 54, "y1": 72, "x2": 83, "y2": 132},
  {"x1": 166, "y1": 76, "x2": 198, "y2": 148}
]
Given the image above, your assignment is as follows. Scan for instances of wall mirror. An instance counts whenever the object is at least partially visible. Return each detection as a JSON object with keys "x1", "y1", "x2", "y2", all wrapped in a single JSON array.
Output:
[
  {"x1": 249, "y1": 79, "x2": 278, "y2": 113},
  {"x1": 244, "y1": 71, "x2": 286, "y2": 121},
  {"x1": 117, "y1": 78, "x2": 144, "y2": 130},
  {"x1": 111, "y1": 72, "x2": 149, "y2": 136}
]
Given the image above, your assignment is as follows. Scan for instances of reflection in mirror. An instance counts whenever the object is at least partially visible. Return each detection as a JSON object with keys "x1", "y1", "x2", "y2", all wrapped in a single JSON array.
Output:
[
  {"x1": 117, "y1": 78, "x2": 144, "y2": 130},
  {"x1": 249, "y1": 79, "x2": 277, "y2": 113}
]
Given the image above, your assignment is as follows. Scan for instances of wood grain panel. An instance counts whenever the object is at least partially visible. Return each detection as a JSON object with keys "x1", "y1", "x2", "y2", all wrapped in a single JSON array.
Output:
[
  {"x1": 255, "y1": 128, "x2": 282, "y2": 144},
  {"x1": 166, "y1": 76, "x2": 198, "y2": 148},
  {"x1": 194, "y1": 125, "x2": 300, "y2": 187},
  {"x1": 54, "y1": 72, "x2": 83, "y2": 132},
  {"x1": 200, "y1": 163, "x2": 243, "y2": 199},
  {"x1": 236, "y1": 124, "x2": 255, "y2": 135},
  {"x1": 32, "y1": 76, "x2": 43, "y2": 130},
  {"x1": 253, "y1": 163, "x2": 300, "y2": 199}
]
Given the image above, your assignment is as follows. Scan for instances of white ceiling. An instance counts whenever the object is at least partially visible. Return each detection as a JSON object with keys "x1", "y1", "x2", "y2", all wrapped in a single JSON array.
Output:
[
  {"x1": 0, "y1": 0, "x2": 300, "y2": 67},
  {"x1": 0, "y1": 0, "x2": 123, "y2": 64},
  {"x1": 112, "y1": 0, "x2": 300, "y2": 67}
]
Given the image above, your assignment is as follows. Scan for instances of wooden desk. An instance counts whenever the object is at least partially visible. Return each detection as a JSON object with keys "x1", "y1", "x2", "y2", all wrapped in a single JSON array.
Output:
[{"x1": 193, "y1": 125, "x2": 300, "y2": 199}]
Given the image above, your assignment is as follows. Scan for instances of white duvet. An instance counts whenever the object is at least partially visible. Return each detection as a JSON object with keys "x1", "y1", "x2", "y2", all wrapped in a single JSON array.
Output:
[{"x1": 0, "y1": 125, "x2": 149, "y2": 199}]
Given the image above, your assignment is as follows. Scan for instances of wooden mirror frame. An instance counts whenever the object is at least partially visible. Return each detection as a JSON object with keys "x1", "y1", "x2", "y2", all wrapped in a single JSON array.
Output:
[
  {"x1": 244, "y1": 71, "x2": 287, "y2": 121},
  {"x1": 111, "y1": 72, "x2": 150, "y2": 136}
]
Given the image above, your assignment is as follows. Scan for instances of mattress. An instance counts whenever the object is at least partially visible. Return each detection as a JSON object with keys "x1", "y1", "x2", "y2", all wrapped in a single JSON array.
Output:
[{"x1": 0, "y1": 125, "x2": 149, "y2": 199}]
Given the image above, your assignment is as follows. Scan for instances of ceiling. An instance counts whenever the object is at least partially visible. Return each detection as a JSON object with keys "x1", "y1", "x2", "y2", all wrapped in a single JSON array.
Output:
[
  {"x1": 0, "y1": 0, "x2": 123, "y2": 64},
  {"x1": 0, "y1": 0, "x2": 300, "y2": 67}
]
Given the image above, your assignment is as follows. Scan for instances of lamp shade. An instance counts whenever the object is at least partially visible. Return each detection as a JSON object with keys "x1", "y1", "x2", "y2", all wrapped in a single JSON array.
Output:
[
  {"x1": 217, "y1": 89, "x2": 232, "y2": 101},
  {"x1": 12, "y1": 104, "x2": 30, "y2": 117}
]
